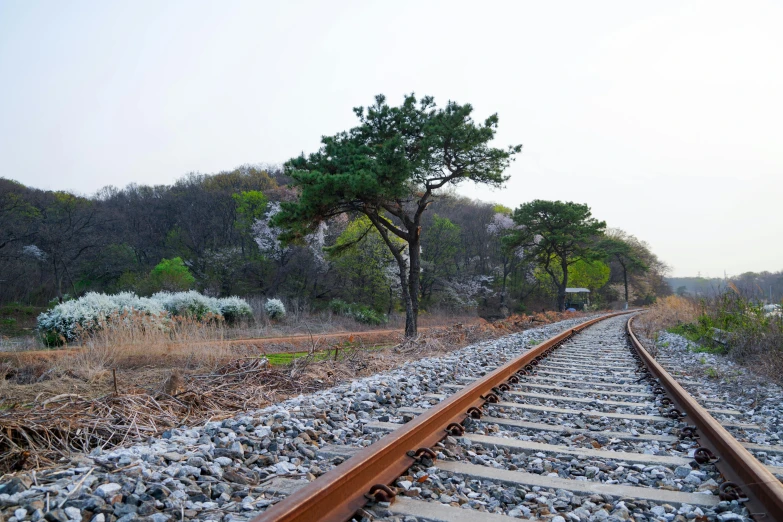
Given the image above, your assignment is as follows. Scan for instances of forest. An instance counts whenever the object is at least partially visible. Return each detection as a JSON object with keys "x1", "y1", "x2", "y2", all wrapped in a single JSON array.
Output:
[
  {"x1": 0, "y1": 96, "x2": 676, "y2": 333},
  {"x1": 0, "y1": 165, "x2": 670, "y2": 320}
]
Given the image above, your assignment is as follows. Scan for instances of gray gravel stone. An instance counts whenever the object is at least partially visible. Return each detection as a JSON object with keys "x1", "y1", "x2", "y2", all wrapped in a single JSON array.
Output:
[{"x1": 5, "y1": 313, "x2": 759, "y2": 521}]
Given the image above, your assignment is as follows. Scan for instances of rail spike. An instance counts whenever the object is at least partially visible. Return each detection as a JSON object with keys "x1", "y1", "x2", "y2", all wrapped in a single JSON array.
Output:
[
  {"x1": 693, "y1": 447, "x2": 718, "y2": 465},
  {"x1": 445, "y1": 422, "x2": 465, "y2": 436},
  {"x1": 667, "y1": 408, "x2": 686, "y2": 419},
  {"x1": 481, "y1": 392, "x2": 500, "y2": 403},
  {"x1": 365, "y1": 484, "x2": 396, "y2": 503},
  {"x1": 407, "y1": 447, "x2": 438, "y2": 462},
  {"x1": 719, "y1": 482, "x2": 748, "y2": 502},
  {"x1": 679, "y1": 426, "x2": 699, "y2": 440}
]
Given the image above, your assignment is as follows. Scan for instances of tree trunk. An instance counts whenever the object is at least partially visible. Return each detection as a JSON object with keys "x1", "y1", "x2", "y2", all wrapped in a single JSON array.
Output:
[
  {"x1": 618, "y1": 257, "x2": 629, "y2": 305},
  {"x1": 623, "y1": 266, "x2": 629, "y2": 304},
  {"x1": 366, "y1": 213, "x2": 417, "y2": 338},
  {"x1": 406, "y1": 231, "x2": 421, "y2": 337},
  {"x1": 397, "y1": 256, "x2": 415, "y2": 338},
  {"x1": 500, "y1": 257, "x2": 510, "y2": 307},
  {"x1": 53, "y1": 257, "x2": 63, "y2": 303},
  {"x1": 388, "y1": 286, "x2": 393, "y2": 316},
  {"x1": 556, "y1": 286, "x2": 566, "y2": 312},
  {"x1": 557, "y1": 258, "x2": 569, "y2": 312}
]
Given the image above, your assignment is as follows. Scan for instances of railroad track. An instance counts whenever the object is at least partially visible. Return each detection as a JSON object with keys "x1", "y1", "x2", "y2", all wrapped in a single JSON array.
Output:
[{"x1": 253, "y1": 312, "x2": 783, "y2": 522}]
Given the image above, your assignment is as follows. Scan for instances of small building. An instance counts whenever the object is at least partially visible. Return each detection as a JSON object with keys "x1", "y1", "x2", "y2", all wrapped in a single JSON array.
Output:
[{"x1": 565, "y1": 287, "x2": 590, "y2": 310}]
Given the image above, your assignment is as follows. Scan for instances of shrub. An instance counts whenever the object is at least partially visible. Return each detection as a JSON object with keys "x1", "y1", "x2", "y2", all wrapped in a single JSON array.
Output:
[
  {"x1": 351, "y1": 306, "x2": 386, "y2": 325},
  {"x1": 37, "y1": 291, "x2": 253, "y2": 344},
  {"x1": 37, "y1": 292, "x2": 166, "y2": 345},
  {"x1": 264, "y1": 298, "x2": 286, "y2": 320},
  {"x1": 328, "y1": 299, "x2": 351, "y2": 315},
  {"x1": 152, "y1": 291, "x2": 221, "y2": 320},
  {"x1": 218, "y1": 296, "x2": 253, "y2": 324},
  {"x1": 327, "y1": 299, "x2": 386, "y2": 325}
]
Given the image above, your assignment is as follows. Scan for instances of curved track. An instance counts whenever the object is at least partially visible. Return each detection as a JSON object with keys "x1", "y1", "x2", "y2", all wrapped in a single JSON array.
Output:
[{"x1": 253, "y1": 313, "x2": 783, "y2": 522}]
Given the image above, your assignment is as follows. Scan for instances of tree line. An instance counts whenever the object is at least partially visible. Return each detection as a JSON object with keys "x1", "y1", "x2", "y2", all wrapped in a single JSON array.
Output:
[
  {"x1": 0, "y1": 94, "x2": 671, "y2": 334},
  {"x1": 670, "y1": 272, "x2": 783, "y2": 303}
]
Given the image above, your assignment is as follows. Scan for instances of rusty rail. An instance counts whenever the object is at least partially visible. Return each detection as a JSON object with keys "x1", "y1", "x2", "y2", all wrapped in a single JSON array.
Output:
[
  {"x1": 252, "y1": 311, "x2": 633, "y2": 522},
  {"x1": 627, "y1": 315, "x2": 783, "y2": 521}
]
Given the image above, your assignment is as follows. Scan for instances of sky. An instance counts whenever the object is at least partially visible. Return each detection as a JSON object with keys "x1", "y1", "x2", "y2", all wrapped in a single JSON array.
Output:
[{"x1": 1, "y1": 0, "x2": 781, "y2": 277}]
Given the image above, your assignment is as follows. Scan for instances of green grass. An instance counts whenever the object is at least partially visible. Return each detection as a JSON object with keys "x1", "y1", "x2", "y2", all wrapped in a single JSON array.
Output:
[
  {"x1": 264, "y1": 343, "x2": 392, "y2": 366},
  {"x1": 265, "y1": 351, "x2": 326, "y2": 365},
  {"x1": 667, "y1": 321, "x2": 727, "y2": 354},
  {"x1": 0, "y1": 303, "x2": 44, "y2": 337},
  {"x1": 667, "y1": 323, "x2": 702, "y2": 343}
]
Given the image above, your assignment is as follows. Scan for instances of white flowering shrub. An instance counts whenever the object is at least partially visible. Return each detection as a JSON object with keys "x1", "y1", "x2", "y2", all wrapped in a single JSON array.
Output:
[
  {"x1": 439, "y1": 275, "x2": 496, "y2": 311},
  {"x1": 305, "y1": 221, "x2": 330, "y2": 273},
  {"x1": 112, "y1": 292, "x2": 166, "y2": 315},
  {"x1": 38, "y1": 291, "x2": 253, "y2": 345},
  {"x1": 152, "y1": 291, "x2": 222, "y2": 319},
  {"x1": 218, "y1": 296, "x2": 253, "y2": 324},
  {"x1": 37, "y1": 292, "x2": 167, "y2": 345},
  {"x1": 252, "y1": 203, "x2": 331, "y2": 273},
  {"x1": 486, "y1": 212, "x2": 515, "y2": 235},
  {"x1": 264, "y1": 298, "x2": 286, "y2": 320}
]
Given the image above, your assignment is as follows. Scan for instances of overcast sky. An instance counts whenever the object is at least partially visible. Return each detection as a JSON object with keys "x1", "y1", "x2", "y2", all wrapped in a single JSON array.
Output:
[{"x1": 1, "y1": 0, "x2": 780, "y2": 277}]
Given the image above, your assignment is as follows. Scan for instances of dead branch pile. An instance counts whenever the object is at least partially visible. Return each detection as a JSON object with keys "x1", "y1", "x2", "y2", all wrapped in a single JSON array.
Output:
[{"x1": 0, "y1": 357, "x2": 321, "y2": 474}]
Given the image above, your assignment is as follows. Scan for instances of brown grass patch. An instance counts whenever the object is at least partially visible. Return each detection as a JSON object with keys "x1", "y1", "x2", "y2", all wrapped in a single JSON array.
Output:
[
  {"x1": 634, "y1": 295, "x2": 700, "y2": 340},
  {"x1": 0, "y1": 310, "x2": 590, "y2": 474}
]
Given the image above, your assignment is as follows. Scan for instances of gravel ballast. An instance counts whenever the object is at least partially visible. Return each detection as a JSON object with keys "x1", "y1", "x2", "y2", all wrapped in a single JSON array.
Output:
[
  {"x1": 372, "y1": 316, "x2": 751, "y2": 522},
  {"x1": 0, "y1": 316, "x2": 599, "y2": 522},
  {"x1": 0, "y1": 314, "x2": 771, "y2": 522},
  {"x1": 653, "y1": 332, "x2": 783, "y2": 469}
]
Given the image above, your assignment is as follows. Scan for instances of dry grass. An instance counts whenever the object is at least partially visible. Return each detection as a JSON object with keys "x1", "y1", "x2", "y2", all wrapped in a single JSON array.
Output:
[
  {"x1": 0, "y1": 309, "x2": 590, "y2": 474},
  {"x1": 228, "y1": 301, "x2": 480, "y2": 340},
  {"x1": 634, "y1": 295, "x2": 700, "y2": 340},
  {"x1": 58, "y1": 312, "x2": 233, "y2": 381}
]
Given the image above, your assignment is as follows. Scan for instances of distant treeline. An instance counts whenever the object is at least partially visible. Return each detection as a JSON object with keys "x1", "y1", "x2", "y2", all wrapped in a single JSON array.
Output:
[
  {"x1": 0, "y1": 166, "x2": 670, "y2": 314},
  {"x1": 668, "y1": 273, "x2": 783, "y2": 303}
]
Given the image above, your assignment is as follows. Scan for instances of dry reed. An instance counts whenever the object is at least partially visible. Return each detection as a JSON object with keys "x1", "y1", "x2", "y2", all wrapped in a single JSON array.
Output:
[{"x1": 635, "y1": 295, "x2": 700, "y2": 340}]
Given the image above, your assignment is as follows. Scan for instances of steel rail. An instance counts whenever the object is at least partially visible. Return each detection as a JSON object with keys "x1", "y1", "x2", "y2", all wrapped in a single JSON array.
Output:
[
  {"x1": 252, "y1": 311, "x2": 633, "y2": 522},
  {"x1": 627, "y1": 315, "x2": 783, "y2": 521}
]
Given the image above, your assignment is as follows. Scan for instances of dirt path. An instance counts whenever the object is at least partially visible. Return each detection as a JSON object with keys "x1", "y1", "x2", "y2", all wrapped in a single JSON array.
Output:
[{"x1": 222, "y1": 326, "x2": 444, "y2": 349}]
